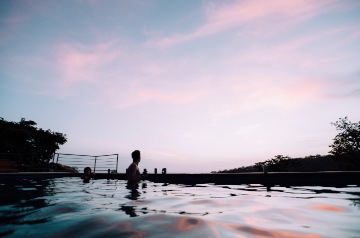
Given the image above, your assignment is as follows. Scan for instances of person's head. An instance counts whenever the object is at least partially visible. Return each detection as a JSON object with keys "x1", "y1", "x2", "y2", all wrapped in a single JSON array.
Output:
[
  {"x1": 131, "y1": 150, "x2": 141, "y2": 163},
  {"x1": 84, "y1": 167, "x2": 91, "y2": 175}
]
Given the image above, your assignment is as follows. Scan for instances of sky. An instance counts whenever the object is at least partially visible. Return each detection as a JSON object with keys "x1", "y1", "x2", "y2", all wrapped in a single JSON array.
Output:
[{"x1": 1, "y1": 0, "x2": 360, "y2": 173}]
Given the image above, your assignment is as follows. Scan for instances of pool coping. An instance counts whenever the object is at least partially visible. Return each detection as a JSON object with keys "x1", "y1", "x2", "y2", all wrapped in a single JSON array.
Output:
[{"x1": 1, "y1": 171, "x2": 359, "y2": 186}]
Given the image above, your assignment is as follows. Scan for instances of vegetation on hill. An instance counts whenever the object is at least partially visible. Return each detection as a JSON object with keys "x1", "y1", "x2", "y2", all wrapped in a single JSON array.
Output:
[
  {"x1": 0, "y1": 117, "x2": 67, "y2": 168},
  {"x1": 213, "y1": 117, "x2": 360, "y2": 173},
  {"x1": 329, "y1": 117, "x2": 360, "y2": 161}
]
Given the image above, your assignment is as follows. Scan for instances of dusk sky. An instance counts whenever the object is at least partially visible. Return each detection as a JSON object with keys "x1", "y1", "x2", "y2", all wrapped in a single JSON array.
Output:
[{"x1": 1, "y1": 0, "x2": 360, "y2": 173}]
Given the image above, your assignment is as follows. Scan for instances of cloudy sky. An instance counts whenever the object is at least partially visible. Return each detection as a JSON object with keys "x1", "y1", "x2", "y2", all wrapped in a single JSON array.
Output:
[{"x1": 1, "y1": 0, "x2": 360, "y2": 173}]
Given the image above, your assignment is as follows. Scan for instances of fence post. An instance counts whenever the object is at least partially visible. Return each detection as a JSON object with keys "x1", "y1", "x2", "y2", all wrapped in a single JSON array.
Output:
[
  {"x1": 116, "y1": 154, "x2": 118, "y2": 173},
  {"x1": 94, "y1": 156, "x2": 97, "y2": 173}
]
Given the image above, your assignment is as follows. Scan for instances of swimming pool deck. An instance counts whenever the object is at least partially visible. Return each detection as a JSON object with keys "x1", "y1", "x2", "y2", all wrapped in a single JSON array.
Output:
[{"x1": 0, "y1": 171, "x2": 359, "y2": 186}]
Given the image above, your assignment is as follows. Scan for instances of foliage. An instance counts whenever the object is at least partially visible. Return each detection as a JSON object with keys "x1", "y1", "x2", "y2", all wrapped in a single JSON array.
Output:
[
  {"x1": 213, "y1": 154, "x2": 354, "y2": 173},
  {"x1": 254, "y1": 155, "x2": 299, "y2": 172},
  {"x1": 214, "y1": 117, "x2": 360, "y2": 173},
  {"x1": 213, "y1": 155, "x2": 302, "y2": 173},
  {"x1": 0, "y1": 117, "x2": 67, "y2": 163},
  {"x1": 211, "y1": 165, "x2": 260, "y2": 173},
  {"x1": 329, "y1": 117, "x2": 360, "y2": 161}
]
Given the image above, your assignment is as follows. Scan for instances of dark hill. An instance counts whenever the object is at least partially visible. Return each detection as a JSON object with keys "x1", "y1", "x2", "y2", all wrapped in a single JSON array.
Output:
[{"x1": 213, "y1": 155, "x2": 360, "y2": 173}]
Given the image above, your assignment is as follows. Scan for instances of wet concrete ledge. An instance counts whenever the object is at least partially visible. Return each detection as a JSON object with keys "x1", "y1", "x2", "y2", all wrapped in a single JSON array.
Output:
[{"x1": 0, "y1": 171, "x2": 359, "y2": 186}]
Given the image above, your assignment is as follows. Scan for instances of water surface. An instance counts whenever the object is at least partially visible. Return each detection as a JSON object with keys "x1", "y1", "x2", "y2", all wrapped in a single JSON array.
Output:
[{"x1": 0, "y1": 177, "x2": 359, "y2": 237}]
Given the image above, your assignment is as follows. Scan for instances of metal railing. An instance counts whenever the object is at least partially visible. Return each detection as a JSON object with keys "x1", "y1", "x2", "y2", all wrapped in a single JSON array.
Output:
[{"x1": 52, "y1": 153, "x2": 119, "y2": 173}]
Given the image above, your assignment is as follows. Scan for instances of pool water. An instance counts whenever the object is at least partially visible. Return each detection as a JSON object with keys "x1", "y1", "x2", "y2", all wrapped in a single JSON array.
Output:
[{"x1": 0, "y1": 177, "x2": 359, "y2": 237}]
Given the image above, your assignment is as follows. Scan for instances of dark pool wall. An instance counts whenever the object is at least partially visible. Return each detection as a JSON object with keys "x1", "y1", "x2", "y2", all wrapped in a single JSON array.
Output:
[{"x1": 1, "y1": 171, "x2": 360, "y2": 186}]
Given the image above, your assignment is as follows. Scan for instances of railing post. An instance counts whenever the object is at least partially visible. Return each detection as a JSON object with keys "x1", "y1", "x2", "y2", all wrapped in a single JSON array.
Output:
[
  {"x1": 116, "y1": 154, "x2": 118, "y2": 173},
  {"x1": 51, "y1": 153, "x2": 55, "y2": 171},
  {"x1": 94, "y1": 156, "x2": 97, "y2": 173},
  {"x1": 262, "y1": 165, "x2": 268, "y2": 174},
  {"x1": 55, "y1": 153, "x2": 60, "y2": 172}
]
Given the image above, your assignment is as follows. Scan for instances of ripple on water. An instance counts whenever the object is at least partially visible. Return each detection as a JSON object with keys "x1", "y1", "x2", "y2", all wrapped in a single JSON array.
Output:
[{"x1": 1, "y1": 178, "x2": 359, "y2": 238}]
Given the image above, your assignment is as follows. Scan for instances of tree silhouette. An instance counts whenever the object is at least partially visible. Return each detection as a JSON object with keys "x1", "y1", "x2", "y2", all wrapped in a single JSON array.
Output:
[
  {"x1": 0, "y1": 117, "x2": 67, "y2": 163},
  {"x1": 329, "y1": 117, "x2": 360, "y2": 161},
  {"x1": 257, "y1": 155, "x2": 299, "y2": 172}
]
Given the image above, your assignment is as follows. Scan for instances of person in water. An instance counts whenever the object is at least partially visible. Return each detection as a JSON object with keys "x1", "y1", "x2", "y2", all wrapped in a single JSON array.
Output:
[
  {"x1": 127, "y1": 150, "x2": 145, "y2": 183},
  {"x1": 81, "y1": 167, "x2": 94, "y2": 183}
]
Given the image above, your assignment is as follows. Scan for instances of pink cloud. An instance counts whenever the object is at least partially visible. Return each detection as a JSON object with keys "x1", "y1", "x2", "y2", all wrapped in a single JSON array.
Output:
[
  {"x1": 107, "y1": 79, "x2": 211, "y2": 109},
  {"x1": 148, "y1": 0, "x2": 338, "y2": 47},
  {"x1": 259, "y1": 80, "x2": 325, "y2": 106},
  {"x1": 99, "y1": 54, "x2": 331, "y2": 111},
  {"x1": 54, "y1": 41, "x2": 119, "y2": 87},
  {"x1": 206, "y1": 74, "x2": 330, "y2": 126},
  {"x1": 137, "y1": 86, "x2": 209, "y2": 104},
  {"x1": 218, "y1": 24, "x2": 355, "y2": 72},
  {"x1": 247, "y1": 28, "x2": 346, "y2": 65}
]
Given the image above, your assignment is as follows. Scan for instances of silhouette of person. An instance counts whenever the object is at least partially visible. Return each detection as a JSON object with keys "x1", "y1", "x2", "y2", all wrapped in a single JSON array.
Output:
[
  {"x1": 81, "y1": 167, "x2": 94, "y2": 183},
  {"x1": 127, "y1": 150, "x2": 145, "y2": 183}
]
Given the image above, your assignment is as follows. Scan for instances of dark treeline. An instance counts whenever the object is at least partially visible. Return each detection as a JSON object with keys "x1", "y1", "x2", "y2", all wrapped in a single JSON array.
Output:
[
  {"x1": 0, "y1": 117, "x2": 67, "y2": 167},
  {"x1": 212, "y1": 154, "x2": 359, "y2": 173},
  {"x1": 214, "y1": 117, "x2": 360, "y2": 173}
]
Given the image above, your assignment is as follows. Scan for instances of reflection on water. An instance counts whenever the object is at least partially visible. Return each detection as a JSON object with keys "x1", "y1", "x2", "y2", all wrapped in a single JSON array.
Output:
[
  {"x1": 121, "y1": 182, "x2": 148, "y2": 217},
  {"x1": 308, "y1": 204, "x2": 347, "y2": 212},
  {"x1": 0, "y1": 178, "x2": 359, "y2": 237}
]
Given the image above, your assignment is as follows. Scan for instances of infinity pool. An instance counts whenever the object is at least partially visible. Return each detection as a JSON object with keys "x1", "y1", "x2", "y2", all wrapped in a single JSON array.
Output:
[{"x1": 0, "y1": 177, "x2": 359, "y2": 237}]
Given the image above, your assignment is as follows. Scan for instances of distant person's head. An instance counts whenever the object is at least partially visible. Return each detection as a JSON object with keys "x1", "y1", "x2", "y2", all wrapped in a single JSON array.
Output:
[
  {"x1": 132, "y1": 150, "x2": 141, "y2": 163},
  {"x1": 84, "y1": 167, "x2": 92, "y2": 175}
]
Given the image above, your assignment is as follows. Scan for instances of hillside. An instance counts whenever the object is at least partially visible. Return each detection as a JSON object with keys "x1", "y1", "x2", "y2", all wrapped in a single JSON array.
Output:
[{"x1": 213, "y1": 155, "x2": 360, "y2": 173}]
